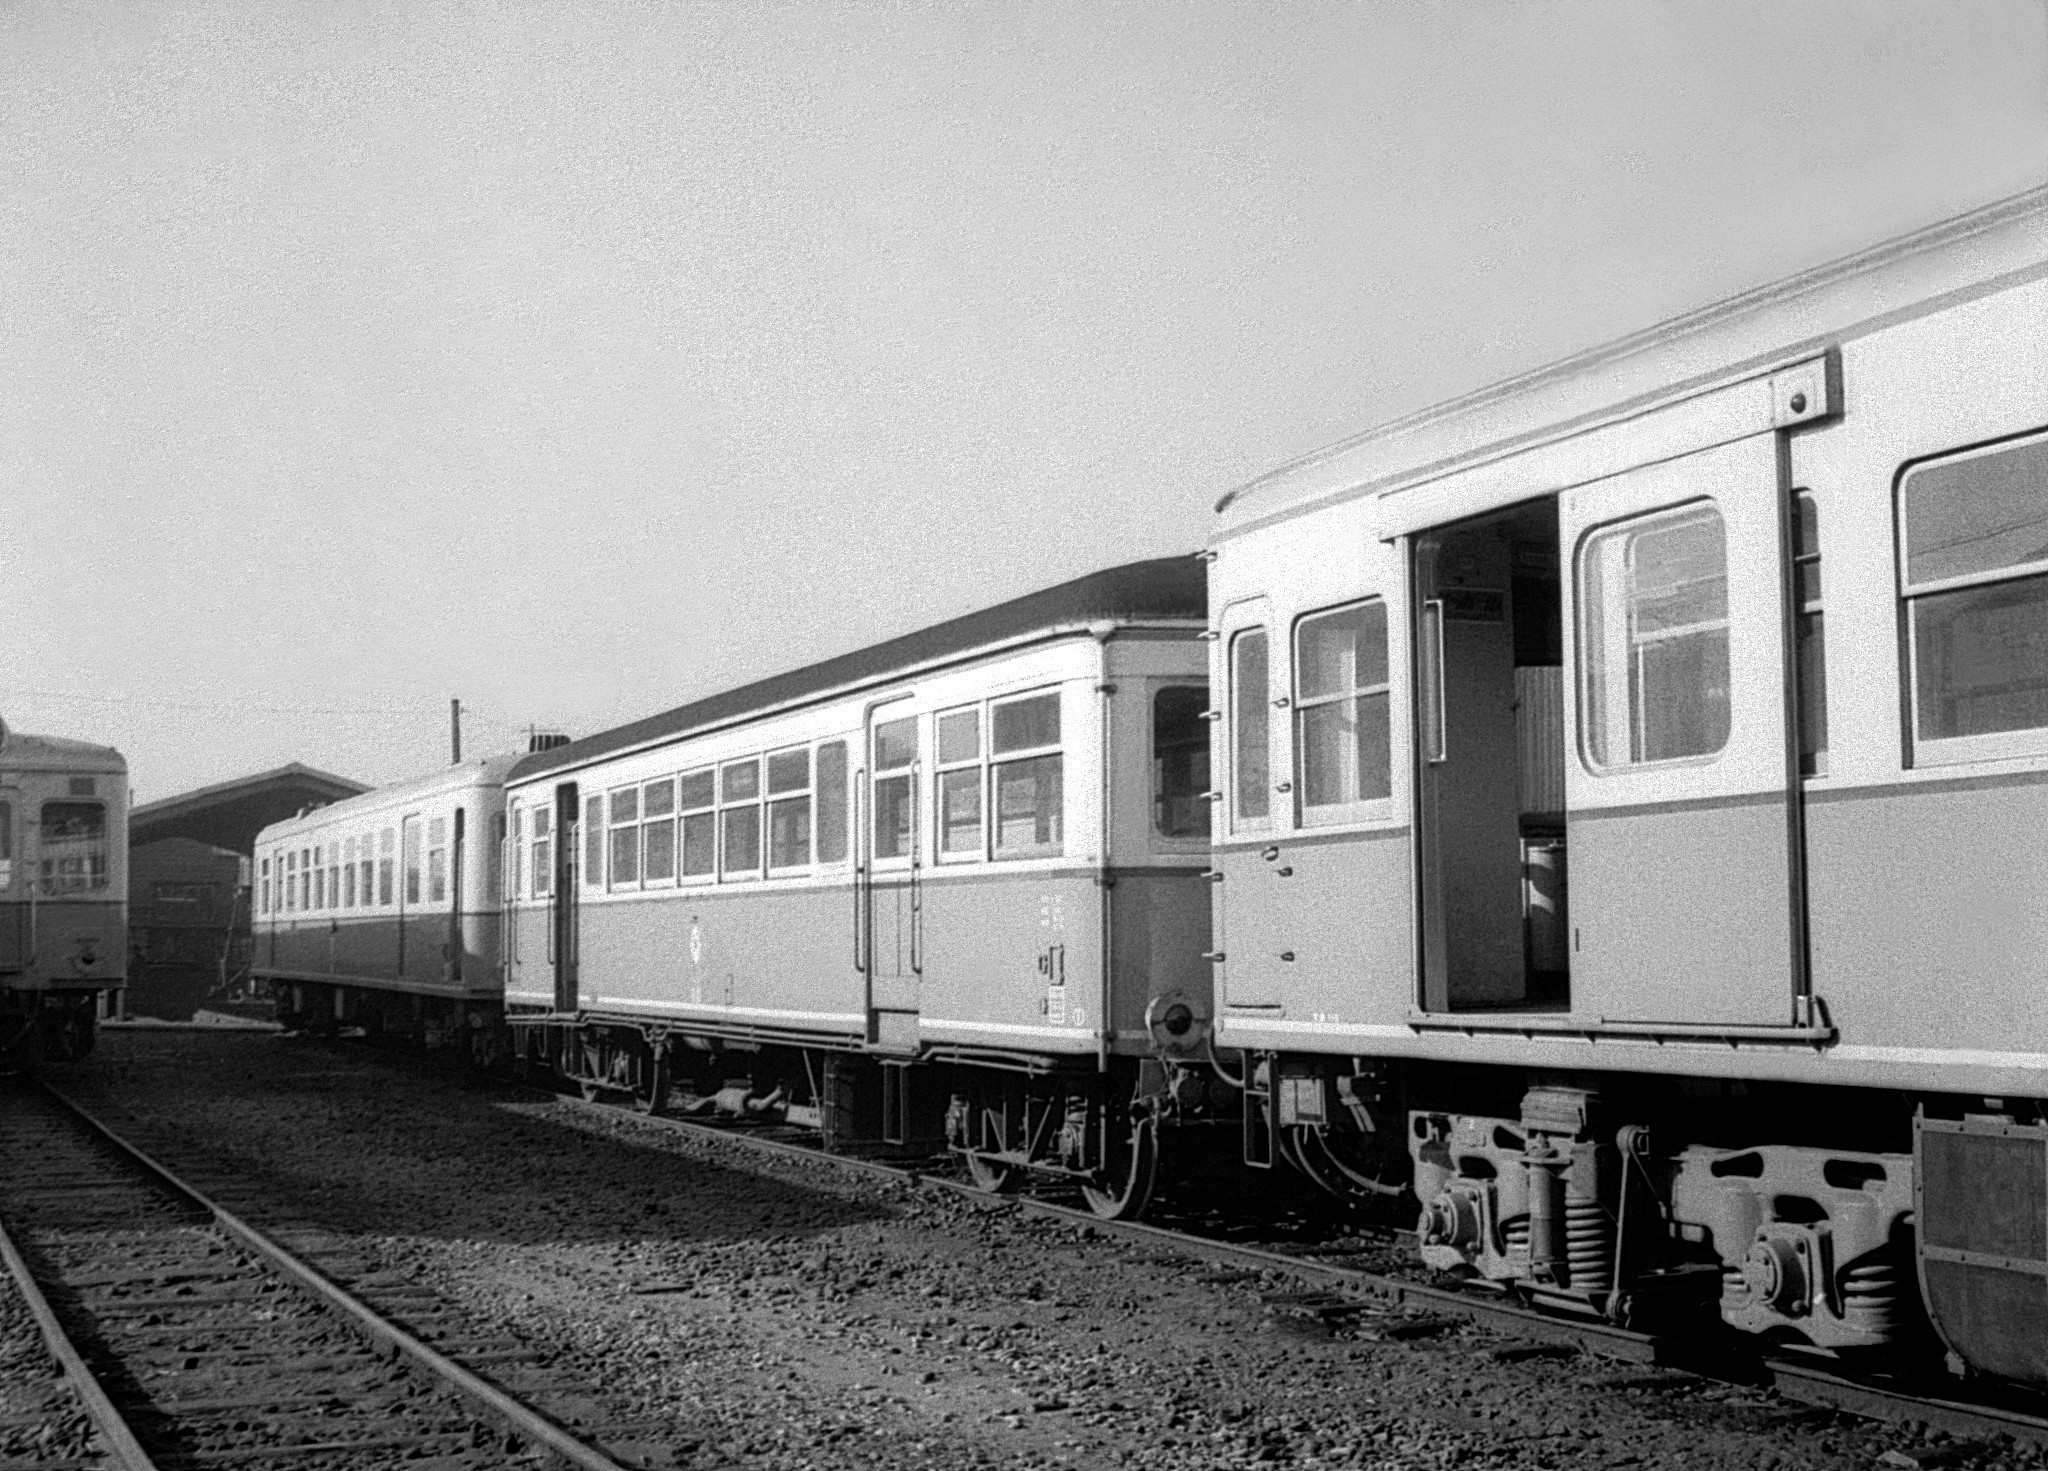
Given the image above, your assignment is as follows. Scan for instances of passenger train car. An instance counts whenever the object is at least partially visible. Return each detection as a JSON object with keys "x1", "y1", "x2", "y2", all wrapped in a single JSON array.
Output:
[
  {"x1": 1205, "y1": 185, "x2": 2048, "y2": 1388},
  {"x1": 0, "y1": 717, "x2": 127, "y2": 1066},
  {"x1": 254, "y1": 755, "x2": 522, "y2": 1057},
  {"x1": 501, "y1": 558, "x2": 1215, "y2": 1217}
]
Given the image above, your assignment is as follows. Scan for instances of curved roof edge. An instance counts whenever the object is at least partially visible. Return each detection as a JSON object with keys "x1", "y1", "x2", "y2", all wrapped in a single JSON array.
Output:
[
  {"x1": 0, "y1": 729, "x2": 127, "y2": 771},
  {"x1": 252, "y1": 754, "x2": 524, "y2": 845},
  {"x1": 509, "y1": 556, "x2": 1207, "y2": 784},
  {"x1": 1215, "y1": 182, "x2": 2048, "y2": 531}
]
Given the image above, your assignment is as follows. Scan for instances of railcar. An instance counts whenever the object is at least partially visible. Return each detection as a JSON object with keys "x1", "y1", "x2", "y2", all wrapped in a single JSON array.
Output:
[
  {"x1": 252, "y1": 756, "x2": 521, "y2": 1060},
  {"x1": 0, "y1": 718, "x2": 127, "y2": 1066},
  {"x1": 1205, "y1": 184, "x2": 2048, "y2": 1388},
  {"x1": 503, "y1": 558, "x2": 1216, "y2": 1217}
]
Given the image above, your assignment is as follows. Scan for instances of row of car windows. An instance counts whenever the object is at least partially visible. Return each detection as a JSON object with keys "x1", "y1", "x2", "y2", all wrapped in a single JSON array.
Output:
[
  {"x1": 513, "y1": 686, "x2": 1211, "y2": 897},
  {"x1": 0, "y1": 800, "x2": 112, "y2": 895},
  {"x1": 1228, "y1": 425, "x2": 2048, "y2": 832},
  {"x1": 257, "y1": 815, "x2": 451, "y2": 917}
]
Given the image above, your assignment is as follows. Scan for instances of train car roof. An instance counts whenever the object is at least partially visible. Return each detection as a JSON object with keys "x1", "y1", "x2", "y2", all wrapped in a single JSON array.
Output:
[
  {"x1": 1214, "y1": 181, "x2": 2048, "y2": 539},
  {"x1": 253, "y1": 753, "x2": 522, "y2": 848},
  {"x1": 509, "y1": 555, "x2": 1206, "y2": 784},
  {"x1": 0, "y1": 724, "x2": 126, "y2": 775}
]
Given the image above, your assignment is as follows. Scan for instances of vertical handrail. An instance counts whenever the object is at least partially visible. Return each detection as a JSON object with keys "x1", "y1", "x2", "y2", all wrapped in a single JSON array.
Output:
[
  {"x1": 546, "y1": 823, "x2": 559, "y2": 970},
  {"x1": 500, "y1": 832, "x2": 514, "y2": 973},
  {"x1": 396, "y1": 816, "x2": 414, "y2": 978},
  {"x1": 908, "y1": 763, "x2": 922, "y2": 975},
  {"x1": 447, "y1": 807, "x2": 465, "y2": 984},
  {"x1": 851, "y1": 773, "x2": 866, "y2": 975},
  {"x1": 564, "y1": 810, "x2": 579, "y2": 979},
  {"x1": 1097, "y1": 668, "x2": 1115, "y2": 1072}
]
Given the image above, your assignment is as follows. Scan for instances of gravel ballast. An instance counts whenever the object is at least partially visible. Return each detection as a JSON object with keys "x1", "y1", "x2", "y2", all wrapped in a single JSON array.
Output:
[{"x1": 42, "y1": 1032, "x2": 2046, "y2": 1471}]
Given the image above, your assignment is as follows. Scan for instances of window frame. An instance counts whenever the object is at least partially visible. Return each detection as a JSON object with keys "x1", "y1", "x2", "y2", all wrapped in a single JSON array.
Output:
[
  {"x1": 530, "y1": 803, "x2": 553, "y2": 899},
  {"x1": 1898, "y1": 429, "x2": 2048, "y2": 768},
  {"x1": 1291, "y1": 597, "x2": 1395, "y2": 827},
  {"x1": 606, "y1": 785, "x2": 641, "y2": 891},
  {"x1": 402, "y1": 818, "x2": 422, "y2": 907},
  {"x1": 933, "y1": 704, "x2": 985, "y2": 864},
  {"x1": 1792, "y1": 490, "x2": 1828, "y2": 777},
  {"x1": 427, "y1": 816, "x2": 449, "y2": 905},
  {"x1": 641, "y1": 776, "x2": 677, "y2": 887},
  {"x1": 677, "y1": 767, "x2": 717, "y2": 884},
  {"x1": 1576, "y1": 500, "x2": 1733, "y2": 776},
  {"x1": 765, "y1": 745, "x2": 814, "y2": 875},
  {"x1": 583, "y1": 795, "x2": 605, "y2": 890},
  {"x1": 815, "y1": 739, "x2": 851, "y2": 868},
  {"x1": 508, "y1": 804, "x2": 524, "y2": 901},
  {"x1": 1150, "y1": 681, "x2": 1212, "y2": 845},
  {"x1": 719, "y1": 756, "x2": 764, "y2": 882},
  {"x1": 989, "y1": 688, "x2": 1064, "y2": 861},
  {"x1": 1227, "y1": 624, "x2": 1273, "y2": 834},
  {"x1": 870, "y1": 712, "x2": 920, "y2": 869}
]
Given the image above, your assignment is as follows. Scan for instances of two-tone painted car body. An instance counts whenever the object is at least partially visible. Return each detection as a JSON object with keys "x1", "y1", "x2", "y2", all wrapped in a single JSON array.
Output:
[
  {"x1": 0, "y1": 719, "x2": 127, "y2": 1064},
  {"x1": 503, "y1": 558, "x2": 1214, "y2": 1214},
  {"x1": 1204, "y1": 184, "x2": 2048, "y2": 1384},
  {"x1": 252, "y1": 755, "x2": 519, "y2": 1057}
]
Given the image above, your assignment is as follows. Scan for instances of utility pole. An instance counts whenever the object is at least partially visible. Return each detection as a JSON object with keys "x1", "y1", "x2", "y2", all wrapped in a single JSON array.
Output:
[{"x1": 451, "y1": 698, "x2": 462, "y2": 764}]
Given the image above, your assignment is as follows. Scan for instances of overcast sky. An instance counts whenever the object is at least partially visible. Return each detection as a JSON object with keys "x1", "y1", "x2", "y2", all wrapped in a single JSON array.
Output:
[{"x1": 5, "y1": 0, "x2": 2044, "y2": 806}]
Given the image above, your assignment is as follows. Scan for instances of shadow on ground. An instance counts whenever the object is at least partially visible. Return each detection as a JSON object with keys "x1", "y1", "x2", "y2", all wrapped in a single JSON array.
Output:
[{"x1": 52, "y1": 1030, "x2": 893, "y2": 1248}]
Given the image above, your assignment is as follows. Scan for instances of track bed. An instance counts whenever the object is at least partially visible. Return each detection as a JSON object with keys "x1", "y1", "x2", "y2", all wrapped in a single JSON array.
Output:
[
  {"x1": 0, "y1": 1080, "x2": 651, "y2": 1471},
  {"x1": 42, "y1": 1031, "x2": 2048, "y2": 1469}
]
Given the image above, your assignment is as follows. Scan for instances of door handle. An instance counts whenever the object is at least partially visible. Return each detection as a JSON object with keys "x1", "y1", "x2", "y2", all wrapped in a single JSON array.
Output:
[
  {"x1": 1420, "y1": 598, "x2": 1448, "y2": 764},
  {"x1": 909, "y1": 859, "x2": 923, "y2": 975}
]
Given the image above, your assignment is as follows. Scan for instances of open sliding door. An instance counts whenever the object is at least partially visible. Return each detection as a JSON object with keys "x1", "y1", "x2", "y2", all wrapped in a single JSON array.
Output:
[{"x1": 1558, "y1": 431, "x2": 1799, "y2": 1026}]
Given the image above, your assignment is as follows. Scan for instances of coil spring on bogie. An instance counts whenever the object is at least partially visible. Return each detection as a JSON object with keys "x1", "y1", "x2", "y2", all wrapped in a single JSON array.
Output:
[
  {"x1": 1721, "y1": 1263, "x2": 1746, "y2": 1306},
  {"x1": 1565, "y1": 1196, "x2": 1613, "y2": 1296},
  {"x1": 1838, "y1": 1253, "x2": 1908, "y2": 1337},
  {"x1": 1502, "y1": 1216, "x2": 1530, "y2": 1258}
]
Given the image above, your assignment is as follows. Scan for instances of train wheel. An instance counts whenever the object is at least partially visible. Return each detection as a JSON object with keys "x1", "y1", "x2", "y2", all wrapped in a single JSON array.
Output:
[
  {"x1": 579, "y1": 1079, "x2": 604, "y2": 1103},
  {"x1": 1083, "y1": 1113, "x2": 1159, "y2": 1221},
  {"x1": 964, "y1": 1152, "x2": 1022, "y2": 1195}
]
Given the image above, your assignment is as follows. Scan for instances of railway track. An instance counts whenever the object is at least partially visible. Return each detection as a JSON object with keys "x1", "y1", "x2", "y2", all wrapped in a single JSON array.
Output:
[
  {"x1": 556, "y1": 1085, "x2": 2048, "y2": 1457},
  {"x1": 0, "y1": 1082, "x2": 645, "y2": 1471}
]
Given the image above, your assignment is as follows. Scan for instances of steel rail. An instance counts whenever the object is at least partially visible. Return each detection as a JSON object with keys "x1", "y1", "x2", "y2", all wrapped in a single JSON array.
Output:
[
  {"x1": 36, "y1": 1081, "x2": 640, "y2": 1471},
  {"x1": 0, "y1": 1209, "x2": 159, "y2": 1471},
  {"x1": 567, "y1": 1092, "x2": 2048, "y2": 1450}
]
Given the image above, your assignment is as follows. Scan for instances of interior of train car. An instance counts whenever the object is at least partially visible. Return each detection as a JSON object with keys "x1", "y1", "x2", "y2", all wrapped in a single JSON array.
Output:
[{"x1": 1412, "y1": 497, "x2": 1568, "y2": 1014}]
